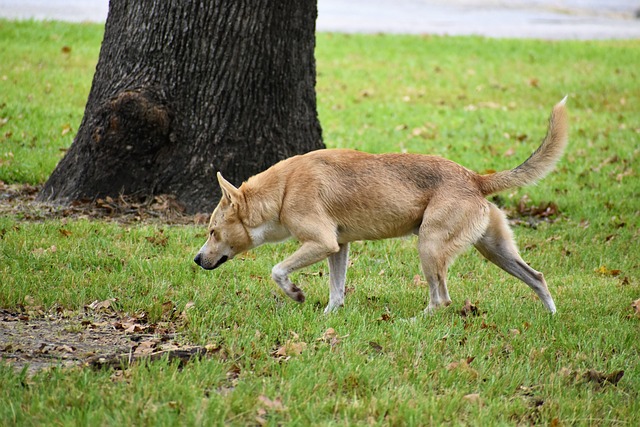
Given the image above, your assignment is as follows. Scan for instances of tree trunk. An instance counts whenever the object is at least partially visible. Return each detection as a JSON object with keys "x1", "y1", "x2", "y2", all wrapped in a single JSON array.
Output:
[{"x1": 37, "y1": 0, "x2": 323, "y2": 214}]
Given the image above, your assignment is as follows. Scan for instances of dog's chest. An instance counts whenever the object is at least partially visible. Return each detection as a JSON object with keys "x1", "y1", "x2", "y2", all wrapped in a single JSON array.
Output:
[{"x1": 248, "y1": 221, "x2": 291, "y2": 245}]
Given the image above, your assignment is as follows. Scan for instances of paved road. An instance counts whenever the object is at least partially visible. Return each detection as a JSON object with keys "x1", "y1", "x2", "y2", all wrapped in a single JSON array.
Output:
[{"x1": 0, "y1": 0, "x2": 638, "y2": 39}]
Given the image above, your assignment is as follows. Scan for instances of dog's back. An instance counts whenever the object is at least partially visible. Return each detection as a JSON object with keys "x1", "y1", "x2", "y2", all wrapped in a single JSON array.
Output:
[{"x1": 263, "y1": 150, "x2": 476, "y2": 241}]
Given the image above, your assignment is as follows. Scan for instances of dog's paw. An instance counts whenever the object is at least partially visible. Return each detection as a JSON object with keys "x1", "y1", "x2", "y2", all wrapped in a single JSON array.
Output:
[
  {"x1": 323, "y1": 302, "x2": 343, "y2": 314},
  {"x1": 289, "y1": 284, "x2": 306, "y2": 303}
]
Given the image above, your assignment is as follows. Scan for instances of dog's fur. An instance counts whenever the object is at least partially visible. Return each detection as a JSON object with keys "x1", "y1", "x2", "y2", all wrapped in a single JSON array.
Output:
[{"x1": 194, "y1": 98, "x2": 568, "y2": 314}]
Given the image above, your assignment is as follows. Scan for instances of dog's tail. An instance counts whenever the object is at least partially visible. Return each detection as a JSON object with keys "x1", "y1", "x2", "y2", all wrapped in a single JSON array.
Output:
[{"x1": 477, "y1": 96, "x2": 568, "y2": 196}]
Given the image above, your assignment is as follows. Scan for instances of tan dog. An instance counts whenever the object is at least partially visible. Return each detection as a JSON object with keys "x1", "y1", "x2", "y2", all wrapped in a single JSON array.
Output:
[{"x1": 195, "y1": 98, "x2": 568, "y2": 314}]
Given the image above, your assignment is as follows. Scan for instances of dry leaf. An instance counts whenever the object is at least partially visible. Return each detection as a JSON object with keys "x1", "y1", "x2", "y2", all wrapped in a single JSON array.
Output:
[
  {"x1": 583, "y1": 369, "x2": 624, "y2": 386},
  {"x1": 275, "y1": 340, "x2": 307, "y2": 357},
  {"x1": 318, "y1": 328, "x2": 337, "y2": 342},
  {"x1": 124, "y1": 323, "x2": 146, "y2": 333},
  {"x1": 258, "y1": 395, "x2": 286, "y2": 411},
  {"x1": 463, "y1": 393, "x2": 482, "y2": 404},
  {"x1": 369, "y1": 341, "x2": 383, "y2": 353},
  {"x1": 459, "y1": 299, "x2": 480, "y2": 318},
  {"x1": 412, "y1": 274, "x2": 424, "y2": 286},
  {"x1": 134, "y1": 340, "x2": 157, "y2": 356},
  {"x1": 162, "y1": 301, "x2": 175, "y2": 315},
  {"x1": 594, "y1": 266, "x2": 622, "y2": 277},
  {"x1": 87, "y1": 298, "x2": 116, "y2": 311},
  {"x1": 558, "y1": 367, "x2": 573, "y2": 378},
  {"x1": 446, "y1": 358, "x2": 478, "y2": 378},
  {"x1": 377, "y1": 311, "x2": 392, "y2": 322},
  {"x1": 145, "y1": 232, "x2": 168, "y2": 247}
]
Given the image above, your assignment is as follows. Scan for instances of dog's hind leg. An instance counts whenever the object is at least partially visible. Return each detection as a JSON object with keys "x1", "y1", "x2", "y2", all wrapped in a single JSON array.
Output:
[
  {"x1": 418, "y1": 198, "x2": 490, "y2": 313},
  {"x1": 325, "y1": 243, "x2": 349, "y2": 314},
  {"x1": 474, "y1": 203, "x2": 556, "y2": 313}
]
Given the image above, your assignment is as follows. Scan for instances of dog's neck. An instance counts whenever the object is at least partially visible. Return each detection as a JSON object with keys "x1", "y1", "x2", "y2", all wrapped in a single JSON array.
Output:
[{"x1": 240, "y1": 169, "x2": 286, "y2": 228}]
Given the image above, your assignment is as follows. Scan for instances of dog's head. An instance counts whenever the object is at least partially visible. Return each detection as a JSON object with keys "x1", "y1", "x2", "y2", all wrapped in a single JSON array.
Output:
[{"x1": 194, "y1": 173, "x2": 253, "y2": 270}]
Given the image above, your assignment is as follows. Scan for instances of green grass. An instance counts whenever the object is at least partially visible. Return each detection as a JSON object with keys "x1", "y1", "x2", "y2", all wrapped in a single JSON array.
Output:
[{"x1": 1, "y1": 20, "x2": 639, "y2": 426}]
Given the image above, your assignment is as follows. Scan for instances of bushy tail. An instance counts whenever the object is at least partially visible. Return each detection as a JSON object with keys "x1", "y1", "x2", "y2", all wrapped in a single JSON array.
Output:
[{"x1": 477, "y1": 97, "x2": 569, "y2": 196}]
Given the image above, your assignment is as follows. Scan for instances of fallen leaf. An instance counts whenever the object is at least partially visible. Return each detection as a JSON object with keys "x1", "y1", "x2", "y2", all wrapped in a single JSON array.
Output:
[
  {"x1": 558, "y1": 367, "x2": 573, "y2": 378},
  {"x1": 463, "y1": 393, "x2": 482, "y2": 404},
  {"x1": 459, "y1": 299, "x2": 480, "y2": 318},
  {"x1": 446, "y1": 358, "x2": 478, "y2": 378},
  {"x1": 145, "y1": 231, "x2": 168, "y2": 247},
  {"x1": 369, "y1": 341, "x2": 383, "y2": 353},
  {"x1": 61, "y1": 124, "x2": 72, "y2": 136},
  {"x1": 318, "y1": 328, "x2": 337, "y2": 342},
  {"x1": 258, "y1": 395, "x2": 286, "y2": 411},
  {"x1": 61, "y1": 46, "x2": 72, "y2": 54},
  {"x1": 134, "y1": 340, "x2": 157, "y2": 356},
  {"x1": 161, "y1": 301, "x2": 175, "y2": 316},
  {"x1": 87, "y1": 298, "x2": 116, "y2": 311},
  {"x1": 377, "y1": 312, "x2": 392, "y2": 322},
  {"x1": 274, "y1": 340, "x2": 307, "y2": 358},
  {"x1": 594, "y1": 266, "x2": 622, "y2": 277},
  {"x1": 124, "y1": 323, "x2": 146, "y2": 333},
  {"x1": 55, "y1": 345, "x2": 75, "y2": 353},
  {"x1": 504, "y1": 147, "x2": 516, "y2": 157},
  {"x1": 583, "y1": 369, "x2": 624, "y2": 387},
  {"x1": 412, "y1": 274, "x2": 425, "y2": 286}
]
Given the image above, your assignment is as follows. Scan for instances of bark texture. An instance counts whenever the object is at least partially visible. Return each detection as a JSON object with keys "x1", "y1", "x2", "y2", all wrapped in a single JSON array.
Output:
[{"x1": 38, "y1": 0, "x2": 323, "y2": 213}]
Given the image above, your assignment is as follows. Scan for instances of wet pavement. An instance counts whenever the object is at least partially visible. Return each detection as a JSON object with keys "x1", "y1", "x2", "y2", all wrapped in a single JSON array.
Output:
[{"x1": 0, "y1": 0, "x2": 638, "y2": 39}]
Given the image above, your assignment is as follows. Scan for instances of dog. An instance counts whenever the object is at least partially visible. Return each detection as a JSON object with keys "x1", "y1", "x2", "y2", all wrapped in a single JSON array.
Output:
[{"x1": 194, "y1": 97, "x2": 568, "y2": 314}]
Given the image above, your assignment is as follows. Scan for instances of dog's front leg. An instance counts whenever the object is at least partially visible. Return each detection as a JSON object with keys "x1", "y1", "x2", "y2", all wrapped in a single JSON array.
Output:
[
  {"x1": 272, "y1": 240, "x2": 340, "y2": 304},
  {"x1": 325, "y1": 243, "x2": 349, "y2": 314}
]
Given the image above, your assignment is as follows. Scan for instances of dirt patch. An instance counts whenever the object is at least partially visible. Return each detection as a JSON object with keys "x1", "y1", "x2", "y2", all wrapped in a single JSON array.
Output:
[{"x1": 0, "y1": 303, "x2": 209, "y2": 375}]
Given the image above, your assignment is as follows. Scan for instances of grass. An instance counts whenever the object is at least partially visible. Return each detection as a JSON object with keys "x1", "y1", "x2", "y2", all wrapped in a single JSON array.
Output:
[{"x1": 1, "y1": 19, "x2": 640, "y2": 426}]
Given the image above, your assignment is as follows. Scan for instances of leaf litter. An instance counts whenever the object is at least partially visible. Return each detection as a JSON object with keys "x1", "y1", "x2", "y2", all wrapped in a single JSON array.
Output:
[
  {"x1": 0, "y1": 182, "x2": 208, "y2": 225},
  {"x1": 0, "y1": 299, "x2": 210, "y2": 375}
]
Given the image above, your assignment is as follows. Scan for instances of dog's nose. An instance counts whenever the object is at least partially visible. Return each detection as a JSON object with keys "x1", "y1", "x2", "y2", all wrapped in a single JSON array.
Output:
[{"x1": 194, "y1": 253, "x2": 202, "y2": 266}]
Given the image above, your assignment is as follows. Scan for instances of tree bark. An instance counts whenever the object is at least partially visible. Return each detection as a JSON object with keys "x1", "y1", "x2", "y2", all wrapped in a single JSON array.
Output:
[{"x1": 37, "y1": 0, "x2": 323, "y2": 214}]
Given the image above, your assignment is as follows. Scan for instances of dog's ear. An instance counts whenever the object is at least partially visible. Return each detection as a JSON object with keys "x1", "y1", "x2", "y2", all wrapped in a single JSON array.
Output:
[{"x1": 217, "y1": 172, "x2": 240, "y2": 203}]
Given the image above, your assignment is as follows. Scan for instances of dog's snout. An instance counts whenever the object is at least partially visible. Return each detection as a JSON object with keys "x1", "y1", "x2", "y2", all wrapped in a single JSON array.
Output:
[{"x1": 194, "y1": 253, "x2": 202, "y2": 266}]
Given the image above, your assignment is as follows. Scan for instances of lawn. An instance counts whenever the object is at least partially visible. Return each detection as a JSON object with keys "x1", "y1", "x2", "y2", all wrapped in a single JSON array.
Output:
[{"x1": 1, "y1": 19, "x2": 639, "y2": 426}]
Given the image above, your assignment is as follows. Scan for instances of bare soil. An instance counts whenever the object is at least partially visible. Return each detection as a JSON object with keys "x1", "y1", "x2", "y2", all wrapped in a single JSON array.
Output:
[{"x1": 0, "y1": 302, "x2": 208, "y2": 375}]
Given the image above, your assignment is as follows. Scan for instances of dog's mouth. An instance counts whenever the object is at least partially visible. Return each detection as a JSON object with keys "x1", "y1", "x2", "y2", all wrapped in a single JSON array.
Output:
[
  {"x1": 194, "y1": 254, "x2": 229, "y2": 270},
  {"x1": 212, "y1": 255, "x2": 229, "y2": 269}
]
